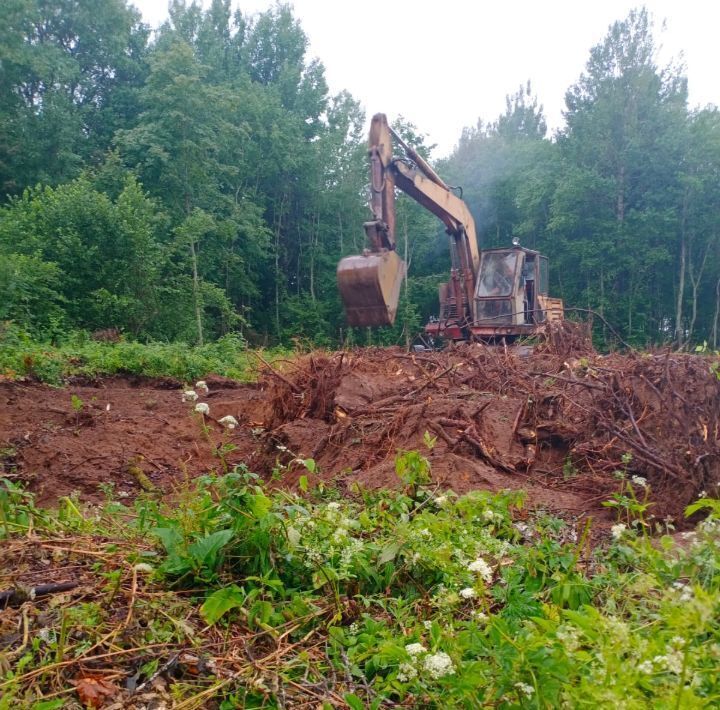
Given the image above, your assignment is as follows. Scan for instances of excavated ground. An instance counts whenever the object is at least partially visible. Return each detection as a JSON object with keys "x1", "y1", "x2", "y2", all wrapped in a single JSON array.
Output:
[{"x1": 1, "y1": 324, "x2": 718, "y2": 531}]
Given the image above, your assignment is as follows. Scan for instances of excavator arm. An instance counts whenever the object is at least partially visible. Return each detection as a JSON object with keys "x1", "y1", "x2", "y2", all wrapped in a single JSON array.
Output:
[{"x1": 337, "y1": 113, "x2": 479, "y2": 330}]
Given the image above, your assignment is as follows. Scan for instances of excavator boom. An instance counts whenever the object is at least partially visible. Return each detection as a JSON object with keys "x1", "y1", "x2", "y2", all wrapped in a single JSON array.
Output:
[{"x1": 337, "y1": 113, "x2": 479, "y2": 329}]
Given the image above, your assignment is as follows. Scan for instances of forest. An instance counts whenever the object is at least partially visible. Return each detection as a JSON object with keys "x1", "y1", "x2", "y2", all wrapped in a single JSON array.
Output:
[{"x1": 1, "y1": 1, "x2": 719, "y2": 349}]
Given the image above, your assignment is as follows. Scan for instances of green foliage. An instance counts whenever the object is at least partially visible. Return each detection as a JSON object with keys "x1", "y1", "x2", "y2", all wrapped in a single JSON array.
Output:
[
  {"x1": 4, "y1": 0, "x2": 720, "y2": 350},
  {"x1": 0, "y1": 324, "x2": 267, "y2": 384},
  {"x1": 2, "y1": 463, "x2": 720, "y2": 707}
]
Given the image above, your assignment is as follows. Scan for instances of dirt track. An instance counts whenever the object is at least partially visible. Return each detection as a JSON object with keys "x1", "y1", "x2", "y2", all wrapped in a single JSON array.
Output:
[{"x1": 1, "y1": 328, "x2": 718, "y2": 530}]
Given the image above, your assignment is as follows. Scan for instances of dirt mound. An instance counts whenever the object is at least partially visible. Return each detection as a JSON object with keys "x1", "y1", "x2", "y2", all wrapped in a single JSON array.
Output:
[
  {"x1": 257, "y1": 337, "x2": 719, "y2": 526},
  {"x1": 1, "y1": 336, "x2": 718, "y2": 527}
]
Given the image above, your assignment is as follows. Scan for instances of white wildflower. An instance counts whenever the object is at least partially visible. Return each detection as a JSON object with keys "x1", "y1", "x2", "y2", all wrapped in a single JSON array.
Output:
[
  {"x1": 611, "y1": 523, "x2": 627, "y2": 540},
  {"x1": 515, "y1": 682, "x2": 535, "y2": 698},
  {"x1": 276, "y1": 444, "x2": 288, "y2": 452},
  {"x1": 637, "y1": 660, "x2": 654, "y2": 675},
  {"x1": 654, "y1": 652, "x2": 684, "y2": 675},
  {"x1": 514, "y1": 522, "x2": 531, "y2": 539},
  {"x1": 332, "y1": 527, "x2": 348, "y2": 543},
  {"x1": 423, "y1": 651, "x2": 455, "y2": 679},
  {"x1": 468, "y1": 557, "x2": 493, "y2": 584},
  {"x1": 326, "y1": 501, "x2": 341, "y2": 510},
  {"x1": 631, "y1": 475, "x2": 648, "y2": 488},
  {"x1": 433, "y1": 495, "x2": 448, "y2": 507},
  {"x1": 133, "y1": 563, "x2": 154, "y2": 574},
  {"x1": 556, "y1": 625, "x2": 581, "y2": 652},
  {"x1": 482, "y1": 509, "x2": 496, "y2": 521},
  {"x1": 182, "y1": 389, "x2": 198, "y2": 402},
  {"x1": 605, "y1": 618, "x2": 629, "y2": 644},
  {"x1": 218, "y1": 415, "x2": 238, "y2": 429},
  {"x1": 473, "y1": 610, "x2": 488, "y2": 622},
  {"x1": 459, "y1": 587, "x2": 477, "y2": 600},
  {"x1": 194, "y1": 402, "x2": 210, "y2": 415},
  {"x1": 423, "y1": 620, "x2": 433, "y2": 630},
  {"x1": 195, "y1": 380, "x2": 209, "y2": 394},
  {"x1": 397, "y1": 662, "x2": 417, "y2": 682},
  {"x1": 405, "y1": 642, "x2": 427, "y2": 657},
  {"x1": 699, "y1": 490, "x2": 707, "y2": 498}
]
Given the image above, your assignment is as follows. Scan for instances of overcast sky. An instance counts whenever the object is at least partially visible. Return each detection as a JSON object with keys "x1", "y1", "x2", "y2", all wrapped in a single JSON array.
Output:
[{"x1": 133, "y1": 0, "x2": 719, "y2": 157}]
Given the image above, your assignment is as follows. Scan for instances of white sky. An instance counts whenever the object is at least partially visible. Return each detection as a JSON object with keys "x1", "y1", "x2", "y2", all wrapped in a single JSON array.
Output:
[{"x1": 133, "y1": 0, "x2": 720, "y2": 157}]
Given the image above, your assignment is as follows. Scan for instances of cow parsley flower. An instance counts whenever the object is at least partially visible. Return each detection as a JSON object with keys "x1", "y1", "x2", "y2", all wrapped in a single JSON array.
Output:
[
  {"x1": 433, "y1": 495, "x2": 448, "y2": 507},
  {"x1": 397, "y1": 662, "x2": 417, "y2": 682},
  {"x1": 194, "y1": 402, "x2": 210, "y2": 415},
  {"x1": 653, "y1": 652, "x2": 684, "y2": 675},
  {"x1": 556, "y1": 625, "x2": 581, "y2": 652},
  {"x1": 182, "y1": 390, "x2": 198, "y2": 403},
  {"x1": 195, "y1": 380, "x2": 209, "y2": 395},
  {"x1": 515, "y1": 682, "x2": 535, "y2": 698},
  {"x1": 218, "y1": 415, "x2": 238, "y2": 429},
  {"x1": 631, "y1": 475, "x2": 648, "y2": 488},
  {"x1": 637, "y1": 660, "x2": 654, "y2": 675},
  {"x1": 423, "y1": 651, "x2": 455, "y2": 679},
  {"x1": 459, "y1": 587, "x2": 477, "y2": 599},
  {"x1": 405, "y1": 642, "x2": 427, "y2": 657},
  {"x1": 611, "y1": 523, "x2": 627, "y2": 540},
  {"x1": 468, "y1": 557, "x2": 493, "y2": 583}
]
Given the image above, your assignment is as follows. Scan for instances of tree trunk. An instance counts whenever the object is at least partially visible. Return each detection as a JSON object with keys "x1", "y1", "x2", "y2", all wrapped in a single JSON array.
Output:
[
  {"x1": 687, "y1": 240, "x2": 710, "y2": 345},
  {"x1": 712, "y1": 277, "x2": 720, "y2": 349},
  {"x1": 274, "y1": 195, "x2": 287, "y2": 339},
  {"x1": 675, "y1": 190, "x2": 689, "y2": 348},
  {"x1": 189, "y1": 237, "x2": 204, "y2": 346}
]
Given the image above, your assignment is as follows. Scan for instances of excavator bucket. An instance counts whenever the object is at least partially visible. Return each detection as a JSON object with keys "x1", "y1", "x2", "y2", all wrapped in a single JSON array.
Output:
[{"x1": 337, "y1": 250, "x2": 406, "y2": 327}]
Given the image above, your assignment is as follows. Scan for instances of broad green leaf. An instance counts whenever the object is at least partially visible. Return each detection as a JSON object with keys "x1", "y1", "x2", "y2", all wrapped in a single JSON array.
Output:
[
  {"x1": 248, "y1": 493, "x2": 272, "y2": 519},
  {"x1": 188, "y1": 529, "x2": 234, "y2": 569},
  {"x1": 152, "y1": 526, "x2": 183, "y2": 554},
  {"x1": 344, "y1": 694, "x2": 364, "y2": 710},
  {"x1": 201, "y1": 584, "x2": 246, "y2": 625},
  {"x1": 379, "y1": 542, "x2": 401, "y2": 564},
  {"x1": 685, "y1": 498, "x2": 720, "y2": 517}
]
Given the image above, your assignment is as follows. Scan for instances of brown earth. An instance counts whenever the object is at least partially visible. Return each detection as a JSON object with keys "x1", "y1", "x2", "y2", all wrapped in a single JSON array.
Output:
[{"x1": 1, "y1": 324, "x2": 718, "y2": 530}]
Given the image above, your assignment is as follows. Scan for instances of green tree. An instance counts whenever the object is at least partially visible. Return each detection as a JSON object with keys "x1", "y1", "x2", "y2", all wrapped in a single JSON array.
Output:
[
  {"x1": 551, "y1": 7, "x2": 687, "y2": 345},
  {"x1": 0, "y1": 175, "x2": 166, "y2": 335},
  {"x1": 0, "y1": 0, "x2": 148, "y2": 196}
]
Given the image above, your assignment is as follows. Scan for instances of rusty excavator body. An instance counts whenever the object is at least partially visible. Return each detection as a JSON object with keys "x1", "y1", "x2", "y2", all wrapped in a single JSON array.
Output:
[{"x1": 337, "y1": 113, "x2": 563, "y2": 342}]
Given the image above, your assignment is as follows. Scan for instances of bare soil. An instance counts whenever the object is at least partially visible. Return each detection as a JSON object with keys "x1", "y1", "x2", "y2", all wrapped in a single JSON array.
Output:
[{"x1": 1, "y1": 325, "x2": 718, "y2": 530}]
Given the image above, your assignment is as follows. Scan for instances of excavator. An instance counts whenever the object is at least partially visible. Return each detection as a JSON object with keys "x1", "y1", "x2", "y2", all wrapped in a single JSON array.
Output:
[{"x1": 337, "y1": 113, "x2": 563, "y2": 342}]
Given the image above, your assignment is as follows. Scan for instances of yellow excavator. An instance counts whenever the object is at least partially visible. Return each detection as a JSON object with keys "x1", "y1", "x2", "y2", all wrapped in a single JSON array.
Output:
[{"x1": 337, "y1": 113, "x2": 563, "y2": 341}]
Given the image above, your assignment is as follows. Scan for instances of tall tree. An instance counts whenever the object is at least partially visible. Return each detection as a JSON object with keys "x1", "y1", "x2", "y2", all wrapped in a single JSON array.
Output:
[
  {"x1": 551, "y1": 8, "x2": 687, "y2": 345},
  {"x1": 0, "y1": 0, "x2": 148, "y2": 196}
]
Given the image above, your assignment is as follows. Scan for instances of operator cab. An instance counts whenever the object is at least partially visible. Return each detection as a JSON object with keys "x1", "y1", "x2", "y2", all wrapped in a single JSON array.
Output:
[{"x1": 470, "y1": 244, "x2": 555, "y2": 339}]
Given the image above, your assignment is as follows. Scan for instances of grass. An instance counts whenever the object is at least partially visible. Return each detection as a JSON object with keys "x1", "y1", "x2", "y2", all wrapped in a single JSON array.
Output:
[
  {"x1": 0, "y1": 454, "x2": 718, "y2": 709},
  {"x1": 0, "y1": 325, "x2": 288, "y2": 385}
]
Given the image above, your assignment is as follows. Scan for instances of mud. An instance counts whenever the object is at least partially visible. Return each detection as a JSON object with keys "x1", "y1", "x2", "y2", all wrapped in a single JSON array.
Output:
[{"x1": 1, "y1": 326, "x2": 718, "y2": 529}]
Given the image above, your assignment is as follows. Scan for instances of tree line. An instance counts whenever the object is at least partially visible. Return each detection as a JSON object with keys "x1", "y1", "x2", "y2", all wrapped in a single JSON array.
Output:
[{"x1": 1, "y1": 2, "x2": 718, "y2": 349}]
